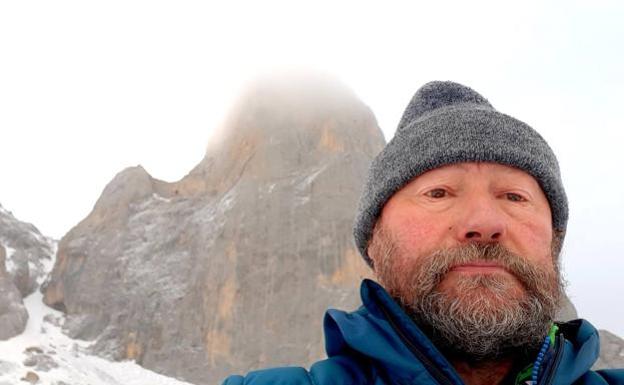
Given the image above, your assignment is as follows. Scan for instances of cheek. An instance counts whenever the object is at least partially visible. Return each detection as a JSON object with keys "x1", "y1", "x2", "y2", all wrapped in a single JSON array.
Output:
[
  {"x1": 384, "y1": 211, "x2": 450, "y2": 254},
  {"x1": 522, "y1": 219, "x2": 553, "y2": 252},
  {"x1": 507, "y1": 199, "x2": 554, "y2": 262},
  {"x1": 510, "y1": 219, "x2": 555, "y2": 269}
]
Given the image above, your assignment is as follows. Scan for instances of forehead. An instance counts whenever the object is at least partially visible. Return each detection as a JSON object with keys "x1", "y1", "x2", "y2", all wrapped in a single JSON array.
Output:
[{"x1": 404, "y1": 162, "x2": 541, "y2": 188}]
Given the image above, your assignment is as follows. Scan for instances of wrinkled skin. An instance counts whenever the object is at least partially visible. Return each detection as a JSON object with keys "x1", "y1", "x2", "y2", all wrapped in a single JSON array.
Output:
[{"x1": 368, "y1": 162, "x2": 564, "y2": 384}]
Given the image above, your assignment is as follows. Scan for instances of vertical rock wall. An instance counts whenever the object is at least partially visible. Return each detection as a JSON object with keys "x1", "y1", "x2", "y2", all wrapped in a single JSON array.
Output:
[{"x1": 42, "y1": 73, "x2": 384, "y2": 383}]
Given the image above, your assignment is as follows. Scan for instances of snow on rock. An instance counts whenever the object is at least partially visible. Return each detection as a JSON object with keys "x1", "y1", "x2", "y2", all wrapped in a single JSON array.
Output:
[
  {"x1": 0, "y1": 202, "x2": 55, "y2": 297},
  {"x1": 0, "y1": 224, "x2": 193, "y2": 385},
  {"x1": 4, "y1": 245, "x2": 16, "y2": 274},
  {"x1": 0, "y1": 202, "x2": 191, "y2": 383},
  {"x1": 0, "y1": 201, "x2": 57, "y2": 340},
  {"x1": 0, "y1": 291, "x2": 194, "y2": 385}
]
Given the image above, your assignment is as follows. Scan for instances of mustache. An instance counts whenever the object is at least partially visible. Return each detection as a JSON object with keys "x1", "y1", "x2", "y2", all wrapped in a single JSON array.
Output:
[{"x1": 407, "y1": 242, "x2": 560, "y2": 298}]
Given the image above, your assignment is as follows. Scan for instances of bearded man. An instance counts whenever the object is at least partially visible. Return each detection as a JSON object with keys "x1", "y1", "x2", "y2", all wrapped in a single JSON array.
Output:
[{"x1": 222, "y1": 81, "x2": 624, "y2": 385}]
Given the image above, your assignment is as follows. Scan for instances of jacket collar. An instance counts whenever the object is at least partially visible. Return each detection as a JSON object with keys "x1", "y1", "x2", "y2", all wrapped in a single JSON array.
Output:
[
  {"x1": 323, "y1": 279, "x2": 601, "y2": 385},
  {"x1": 324, "y1": 279, "x2": 465, "y2": 385},
  {"x1": 550, "y1": 319, "x2": 601, "y2": 385}
]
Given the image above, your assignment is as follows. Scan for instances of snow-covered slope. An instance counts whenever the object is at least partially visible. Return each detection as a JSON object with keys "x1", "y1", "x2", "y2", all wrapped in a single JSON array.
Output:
[{"x1": 0, "y1": 242, "x2": 194, "y2": 385}]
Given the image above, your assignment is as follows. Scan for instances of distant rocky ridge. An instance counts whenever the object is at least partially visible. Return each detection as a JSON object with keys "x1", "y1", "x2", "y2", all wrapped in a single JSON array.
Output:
[
  {"x1": 0, "y1": 203, "x2": 55, "y2": 340},
  {"x1": 42, "y1": 73, "x2": 383, "y2": 383},
  {"x1": 595, "y1": 330, "x2": 624, "y2": 370}
]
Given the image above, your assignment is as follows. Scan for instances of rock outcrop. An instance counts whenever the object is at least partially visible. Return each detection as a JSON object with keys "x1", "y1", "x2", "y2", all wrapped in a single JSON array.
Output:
[
  {"x1": 43, "y1": 73, "x2": 384, "y2": 383},
  {"x1": 0, "y1": 203, "x2": 55, "y2": 340},
  {"x1": 0, "y1": 244, "x2": 29, "y2": 340},
  {"x1": 555, "y1": 294, "x2": 578, "y2": 322},
  {"x1": 0, "y1": 204, "x2": 55, "y2": 297},
  {"x1": 594, "y1": 330, "x2": 624, "y2": 370}
]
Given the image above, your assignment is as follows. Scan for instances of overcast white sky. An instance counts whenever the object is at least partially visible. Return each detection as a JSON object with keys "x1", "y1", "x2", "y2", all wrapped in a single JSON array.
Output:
[{"x1": 1, "y1": 1, "x2": 623, "y2": 337}]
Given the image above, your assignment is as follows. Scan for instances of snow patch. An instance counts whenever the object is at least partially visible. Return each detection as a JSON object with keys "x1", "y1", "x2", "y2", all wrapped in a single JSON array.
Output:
[
  {"x1": 0, "y1": 203, "x2": 11, "y2": 216},
  {"x1": 4, "y1": 245, "x2": 15, "y2": 259},
  {"x1": 219, "y1": 188, "x2": 237, "y2": 212},
  {"x1": 296, "y1": 164, "x2": 328, "y2": 190},
  {"x1": 39, "y1": 242, "x2": 58, "y2": 284},
  {"x1": 27, "y1": 228, "x2": 54, "y2": 248},
  {"x1": 0, "y1": 288, "x2": 194, "y2": 384},
  {"x1": 4, "y1": 245, "x2": 16, "y2": 274},
  {"x1": 152, "y1": 193, "x2": 171, "y2": 203}
]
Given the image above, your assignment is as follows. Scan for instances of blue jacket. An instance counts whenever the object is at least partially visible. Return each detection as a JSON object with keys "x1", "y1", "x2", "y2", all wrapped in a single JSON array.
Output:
[{"x1": 222, "y1": 279, "x2": 624, "y2": 385}]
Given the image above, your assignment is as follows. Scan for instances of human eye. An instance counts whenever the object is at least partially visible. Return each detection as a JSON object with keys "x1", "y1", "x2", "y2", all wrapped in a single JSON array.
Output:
[
  {"x1": 425, "y1": 188, "x2": 448, "y2": 199},
  {"x1": 505, "y1": 192, "x2": 527, "y2": 202}
]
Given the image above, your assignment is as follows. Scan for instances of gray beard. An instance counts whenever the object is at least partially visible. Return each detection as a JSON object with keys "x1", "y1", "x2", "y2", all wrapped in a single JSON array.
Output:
[
  {"x1": 369, "y1": 227, "x2": 564, "y2": 362},
  {"x1": 410, "y1": 273, "x2": 557, "y2": 361}
]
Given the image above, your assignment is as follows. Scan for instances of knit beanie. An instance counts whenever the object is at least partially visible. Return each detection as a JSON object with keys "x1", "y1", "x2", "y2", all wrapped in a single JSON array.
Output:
[{"x1": 354, "y1": 81, "x2": 568, "y2": 265}]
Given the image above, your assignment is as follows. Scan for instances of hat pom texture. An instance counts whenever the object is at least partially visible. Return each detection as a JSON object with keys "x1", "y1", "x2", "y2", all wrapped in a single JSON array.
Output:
[{"x1": 354, "y1": 81, "x2": 568, "y2": 265}]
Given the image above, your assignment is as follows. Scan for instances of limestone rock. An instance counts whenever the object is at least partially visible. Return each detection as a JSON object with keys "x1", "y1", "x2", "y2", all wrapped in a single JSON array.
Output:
[
  {"x1": 20, "y1": 371, "x2": 39, "y2": 384},
  {"x1": 43, "y1": 73, "x2": 384, "y2": 383},
  {"x1": 22, "y1": 354, "x2": 58, "y2": 372},
  {"x1": 555, "y1": 294, "x2": 578, "y2": 322},
  {"x1": 0, "y1": 244, "x2": 29, "y2": 340},
  {"x1": 22, "y1": 346, "x2": 58, "y2": 372},
  {"x1": 594, "y1": 330, "x2": 624, "y2": 370},
  {"x1": 0, "y1": 203, "x2": 55, "y2": 297},
  {"x1": 0, "y1": 202, "x2": 55, "y2": 340}
]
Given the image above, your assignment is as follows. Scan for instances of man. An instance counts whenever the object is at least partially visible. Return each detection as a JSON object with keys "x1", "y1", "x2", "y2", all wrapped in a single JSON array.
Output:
[{"x1": 222, "y1": 81, "x2": 624, "y2": 385}]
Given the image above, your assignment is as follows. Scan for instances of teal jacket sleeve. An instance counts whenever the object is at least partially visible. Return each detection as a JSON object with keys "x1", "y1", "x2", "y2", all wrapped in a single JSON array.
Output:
[
  {"x1": 221, "y1": 367, "x2": 316, "y2": 385},
  {"x1": 219, "y1": 355, "x2": 373, "y2": 385}
]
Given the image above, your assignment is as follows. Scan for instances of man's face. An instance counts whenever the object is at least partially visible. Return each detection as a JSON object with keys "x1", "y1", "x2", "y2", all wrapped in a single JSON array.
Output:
[{"x1": 368, "y1": 162, "x2": 563, "y2": 360}]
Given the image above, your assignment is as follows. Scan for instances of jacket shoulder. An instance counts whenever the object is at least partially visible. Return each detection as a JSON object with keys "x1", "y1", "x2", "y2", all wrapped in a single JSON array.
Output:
[
  {"x1": 595, "y1": 369, "x2": 624, "y2": 384},
  {"x1": 220, "y1": 355, "x2": 373, "y2": 385},
  {"x1": 221, "y1": 367, "x2": 315, "y2": 385},
  {"x1": 575, "y1": 369, "x2": 624, "y2": 384}
]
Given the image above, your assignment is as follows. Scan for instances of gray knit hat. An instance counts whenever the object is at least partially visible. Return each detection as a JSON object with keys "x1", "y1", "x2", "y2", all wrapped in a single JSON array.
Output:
[{"x1": 354, "y1": 81, "x2": 568, "y2": 265}]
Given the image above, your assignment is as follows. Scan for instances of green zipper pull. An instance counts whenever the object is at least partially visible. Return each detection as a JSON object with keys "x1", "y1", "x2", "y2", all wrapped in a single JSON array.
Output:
[
  {"x1": 514, "y1": 363, "x2": 534, "y2": 385},
  {"x1": 548, "y1": 324, "x2": 559, "y2": 346}
]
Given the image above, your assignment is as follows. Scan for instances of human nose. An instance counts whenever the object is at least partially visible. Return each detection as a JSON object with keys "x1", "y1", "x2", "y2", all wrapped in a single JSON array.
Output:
[{"x1": 455, "y1": 196, "x2": 506, "y2": 243}]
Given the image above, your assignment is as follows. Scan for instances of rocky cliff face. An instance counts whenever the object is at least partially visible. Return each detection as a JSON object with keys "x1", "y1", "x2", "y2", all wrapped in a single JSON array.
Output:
[
  {"x1": 0, "y1": 203, "x2": 55, "y2": 340},
  {"x1": 555, "y1": 295, "x2": 577, "y2": 322},
  {"x1": 42, "y1": 73, "x2": 384, "y2": 383},
  {"x1": 595, "y1": 330, "x2": 624, "y2": 370}
]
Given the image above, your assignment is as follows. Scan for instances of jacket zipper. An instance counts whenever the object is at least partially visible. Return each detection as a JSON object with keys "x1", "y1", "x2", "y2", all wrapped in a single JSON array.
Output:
[
  {"x1": 538, "y1": 335, "x2": 564, "y2": 385},
  {"x1": 379, "y1": 305, "x2": 459, "y2": 385}
]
